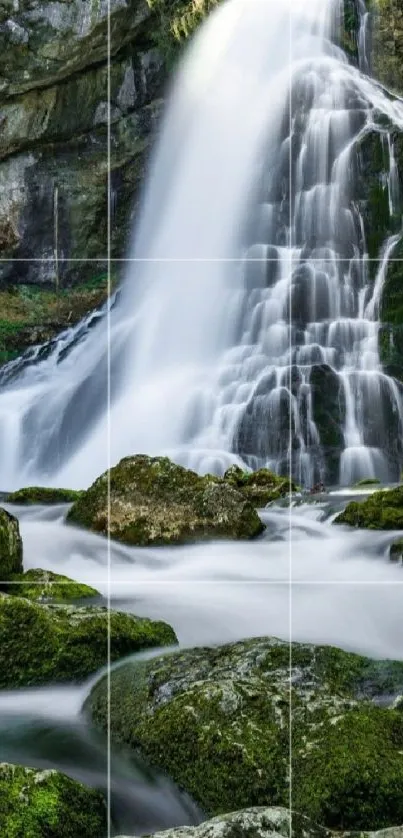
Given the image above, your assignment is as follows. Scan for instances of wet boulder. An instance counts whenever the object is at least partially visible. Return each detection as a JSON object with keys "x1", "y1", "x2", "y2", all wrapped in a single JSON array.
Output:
[
  {"x1": 87, "y1": 635, "x2": 403, "y2": 829},
  {"x1": 67, "y1": 455, "x2": 264, "y2": 545},
  {"x1": 0, "y1": 507, "x2": 23, "y2": 580},
  {"x1": 0, "y1": 594, "x2": 176, "y2": 688}
]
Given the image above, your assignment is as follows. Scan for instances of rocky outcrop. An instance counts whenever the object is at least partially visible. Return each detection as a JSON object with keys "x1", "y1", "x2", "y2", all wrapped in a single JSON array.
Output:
[
  {"x1": 0, "y1": 0, "x2": 164, "y2": 287},
  {"x1": 117, "y1": 808, "x2": 330, "y2": 838},
  {"x1": 0, "y1": 762, "x2": 107, "y2": 837},
  {"x1": 67, "y1": 455, "x2": 265, "y2": 545},
  {"x1": 87, "y1": 634, "x2": 403, "y2": 829},
  {"x1": 0, "y1": 593, "x2": 176, "y2": 687},
  {"x1": 0, "y1": 507, "x2": 23, "y2": 579}
]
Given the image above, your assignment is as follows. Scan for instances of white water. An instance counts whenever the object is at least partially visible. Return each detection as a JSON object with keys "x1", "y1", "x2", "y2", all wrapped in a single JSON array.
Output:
[{"x1": 0, "y1": 0, "x2": 402, "y2": 489}]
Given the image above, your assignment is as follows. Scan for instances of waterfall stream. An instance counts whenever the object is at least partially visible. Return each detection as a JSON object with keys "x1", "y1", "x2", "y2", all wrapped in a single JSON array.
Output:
[{"x1": 0, "y1": 0, "x2": 402, "y2": 488}]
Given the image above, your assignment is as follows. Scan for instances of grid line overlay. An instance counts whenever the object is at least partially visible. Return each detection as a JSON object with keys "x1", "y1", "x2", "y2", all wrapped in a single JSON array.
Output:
[
  {"x1": 0, "y1": 1, "x2": 399, "y2": 835},
  {"x1": 288, "y1": 3, "x2": 293, "y2": 834}
]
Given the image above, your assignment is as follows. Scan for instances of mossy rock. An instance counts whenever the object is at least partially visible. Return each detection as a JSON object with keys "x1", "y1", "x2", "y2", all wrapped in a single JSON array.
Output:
[
  {"x1": 353, "y1": 478, "x2": 381, "y2": 487},
  {"x1": 116, "y1": 807, "x2": 331, "y2": 838},
  {"x1": 0, "y1": 594, "x2": 177, "y2": 688},
  {"x1": 0, "y1": 762, "x2": 106, "y2": 838},
  {"x1": 334, "y1": 486, "x2": 403, "y2": 529},
  {"x1": 3, "y1": 570, "x2": 100, "y2": 604},
  {"x1": 87, "y1": 636, "x2": 403, "y2": 829},
  {"x1": 223, "y1": 465, "x2": 296, "y2": 507},
  {"x1": 67, "y1": 455, "x2": 264, "y2": 546},
  {"x1": 6, "y1": 487, "x2": 84, "y2": 505},
  {"x1": 0, "y1": 508, "x2": 23, "y2": 580}
]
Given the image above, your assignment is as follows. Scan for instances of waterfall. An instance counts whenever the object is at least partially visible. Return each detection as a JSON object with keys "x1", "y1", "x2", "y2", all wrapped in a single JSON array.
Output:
[{"x1": 0, "y1": 0, "x2": 403, "y2": 489}]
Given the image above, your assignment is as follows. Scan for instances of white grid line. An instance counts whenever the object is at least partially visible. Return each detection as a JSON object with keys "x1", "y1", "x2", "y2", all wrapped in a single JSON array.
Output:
[
  {"x1": 1, "y1": 257, "x2": 403, "y2": 262},
  {"x1": 107, "y1": 3, "x2": 112, "y2": 835},
  {"x1": 2, "y1": 578, "x2": 403, "y2": 587},
  {"x1": 288, "y1": 5, "x2": 293, "y2": 830}
]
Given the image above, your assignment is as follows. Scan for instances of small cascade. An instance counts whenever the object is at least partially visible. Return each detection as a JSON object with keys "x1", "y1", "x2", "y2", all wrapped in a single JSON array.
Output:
[{"x1": 0, "y1": 0, "x2": 402, "y2": 488}]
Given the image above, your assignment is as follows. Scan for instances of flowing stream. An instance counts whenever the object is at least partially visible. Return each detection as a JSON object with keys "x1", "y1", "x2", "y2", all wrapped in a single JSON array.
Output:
[{"x1": 2, "y1": 0, "x2": 403, "y2": 833}]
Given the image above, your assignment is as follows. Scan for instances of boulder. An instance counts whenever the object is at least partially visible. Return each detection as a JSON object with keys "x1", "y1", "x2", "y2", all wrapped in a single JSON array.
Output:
[
  {"x1": 334, "y1": 486, "x2": 403, "y2": 528},
  {"x1": 0, "y1": 507, "x2": 23, "y2": 580},
  {"x1": 0, "y1": 762, "x2": 106, "y2": 838},
  {"x1": 0, "y1": 594, "x2": 176, "y2": 687},
  {"x1": 223, "y1": 465, "x2": 296, "y2": 506},
  {"x1": 87, "y1": 635, "x2": 403, "y2": 829},
  {"x1": 67, "y1": 455, "x2": 264, "y2": 545}
]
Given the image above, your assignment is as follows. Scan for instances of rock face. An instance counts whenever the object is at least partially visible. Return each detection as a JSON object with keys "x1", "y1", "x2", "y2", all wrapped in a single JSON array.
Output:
[
  {"x1": 334, "y1": 485, "x2": 403, "y2": 528},
  {"x1": 372, "y1": 0, "x2": 403, "y2": 96},
  {"x1": 87, "y1": 635, "x2": 403, "y2": 829},
  {"x1": 67, "y1": 455, "x2": 264, "y2": 545},
  {"x1": 0, "y1": 508, "x2": 23, "y2": 580},
  {"x1": 0, "y1": 0, "x2": 221, "y2": 287},
  {"x1": 0, "y1": 0, "x2": 163, "y2": 287},
  {"x1": 0, "y1": 594, "x2": 176, "y2": 687},
  {"x1": 0, "y1": 762, "x2": 106, "y2": 838}
]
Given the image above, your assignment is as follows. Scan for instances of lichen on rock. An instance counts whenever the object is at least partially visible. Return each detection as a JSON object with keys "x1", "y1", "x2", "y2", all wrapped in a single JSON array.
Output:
[{"x1": 67, "y1": 455, "x2": 264, "y2": 545}]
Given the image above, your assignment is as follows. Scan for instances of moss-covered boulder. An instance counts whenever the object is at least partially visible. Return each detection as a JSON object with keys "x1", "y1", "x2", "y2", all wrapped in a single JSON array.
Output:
[
  {"x1": 117, "y1": 807, "x2": 330, "y2": 838},
  {"x1": 67, "y1": 455, "x2": 264, "y2": 546},
  {"x1": 0, "y1": 508, "x2": 23, "y2": 580},
  {"x1": 87, "y1": 635, "x2": 403, "y2": 830},
  {"x1": 334, "y1": 486, "x2": 403, "y2": 529},
  {"x1": 3, "y1": 570, "x2": 100, "y2": 604},
  {"x1": 6, "y1": 487, "x2": 84, "y2": 505},
  {"x1": 0, "y1": 594, "x2": 176, "y2": 688},
  {"x1": 0, "y1": 762, "x2": 106, "y2": 838},
  {"x1": 223, "y1": 465, "x2": 296, "y2": 507}
]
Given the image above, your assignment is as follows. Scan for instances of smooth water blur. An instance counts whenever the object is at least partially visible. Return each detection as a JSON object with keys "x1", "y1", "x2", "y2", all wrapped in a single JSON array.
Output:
[{"x1": 0, "y1": 0, "x2": 402, "y2": 488}]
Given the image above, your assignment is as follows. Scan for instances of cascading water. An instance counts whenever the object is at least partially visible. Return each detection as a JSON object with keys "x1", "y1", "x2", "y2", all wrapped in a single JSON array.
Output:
[{"x1": 0, "y1": 0, "x2": 402, "y2": 488}]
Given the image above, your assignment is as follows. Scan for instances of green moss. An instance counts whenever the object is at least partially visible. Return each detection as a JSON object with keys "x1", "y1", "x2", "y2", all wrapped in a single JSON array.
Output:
[
  {"x1": 67, "y1": 455, "x2": 264, "y2": 545},
  {"x1": 353, "y1": 478, "x2": 381, "y2": 487},
  {"x1": 0, "y1": 508, "x2": 23, "y2": 580},
  {"x1": 334, "y1": 486, "x2": 403, "y2": 529},
  {"x1": 6, "y1": 487, "x2": 84, "y2": 505},
  {"x1": 3, "y1": 570, "x2": 100, "y2": 603},
  {"x1": 0, "y1": 763, "x2": 106, "y2": 838},
  {"x1": 293, "y1": 708, "x2": 403, "y2": 830},
  {"x1": 0, "y1": 594, "x2": 177, "y2": 688},
  {"x1": 87, "y1": 636, "x2": 403, "y2": 829},
  {"x1": 223, "y1": 465, "x2": 296, "y2": 507}
]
